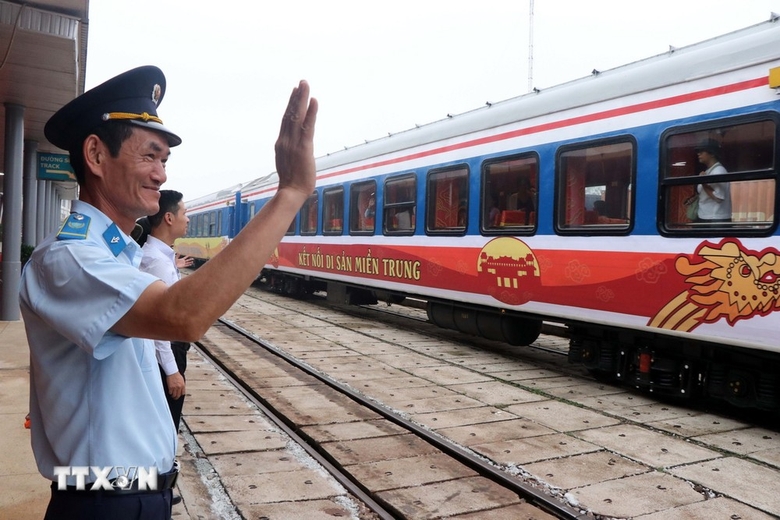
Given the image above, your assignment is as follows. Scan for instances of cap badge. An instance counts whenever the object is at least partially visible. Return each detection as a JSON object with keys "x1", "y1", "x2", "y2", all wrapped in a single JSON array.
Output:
[{"x1": 152, "y1": 84, "x2": 162, "y2": 106}]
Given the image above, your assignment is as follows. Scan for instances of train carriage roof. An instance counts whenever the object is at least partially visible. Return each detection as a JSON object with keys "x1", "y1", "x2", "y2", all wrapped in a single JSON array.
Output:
[
  {"x1": 189, "y1": 17, "x2": 780, "y2": 209},
  {"x1": 315, "y1": 17, "x2": 780, "y2": 171}
]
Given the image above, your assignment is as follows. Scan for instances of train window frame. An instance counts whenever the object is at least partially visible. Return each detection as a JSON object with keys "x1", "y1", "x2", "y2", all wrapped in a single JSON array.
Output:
[
  {"x1": 284, "y1": 214, "x2": 296, "y2": 236},
  {"x1": 209, "y1": 211, "x2": 217, "y2": 236},
  {"x1": 197, "y1": 213, "x2": 204, "y2": 237},
  {"x1": 481, "y1": 152, "x2": 539, "y2": 235},
  {"x1": 322, "y1": 187, "x2": 344, "y2": 236},
  {"x1": 349, "y1": 181, "x2": 377, "y2": 236},
  {"x1": 554, "y1": 137, "x2": 636, "y2": 236},
  {"x1": 299, "y1": 192, "x2": 318, "y2": 236},
  {"x1": 659, "y1": 113, "x2": 779, "y2": 237},
  {"x1": 426, "y1": 165, "x2": 469, "y2": 236},
  {"x1": 383, "y1": 174, "x2": 417, "y2": 236}
]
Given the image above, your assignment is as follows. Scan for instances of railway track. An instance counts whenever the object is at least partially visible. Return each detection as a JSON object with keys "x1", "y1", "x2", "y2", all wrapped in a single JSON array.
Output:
[
  {"x1": 181, "y1": 285, "x2": 780, "y2": 519},
  {"x1": 197, "y1": 318, "x2": 584, "y2": 519}
]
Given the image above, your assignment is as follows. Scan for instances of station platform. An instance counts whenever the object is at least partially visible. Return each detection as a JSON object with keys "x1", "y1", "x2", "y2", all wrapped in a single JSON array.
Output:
[
  {"x1": 0, "y1": 320, "x2": 358, "y2": 520},
  {"x1": 0, "y1": 319, "x2": 48, "y2": 519},
  {"x1": 0, "y1": 320, "x2": 229, "y2": 519}
]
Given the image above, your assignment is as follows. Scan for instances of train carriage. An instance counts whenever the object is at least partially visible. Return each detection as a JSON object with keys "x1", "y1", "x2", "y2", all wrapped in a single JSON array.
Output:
[{"x1": 179, "y1": 18, "x2": 780, "y2": 411}]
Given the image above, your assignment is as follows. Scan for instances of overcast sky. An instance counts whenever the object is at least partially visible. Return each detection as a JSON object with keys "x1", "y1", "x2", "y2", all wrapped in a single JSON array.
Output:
[{"x1": 86, "y1": 0, "x2": 780, "y2": 201}]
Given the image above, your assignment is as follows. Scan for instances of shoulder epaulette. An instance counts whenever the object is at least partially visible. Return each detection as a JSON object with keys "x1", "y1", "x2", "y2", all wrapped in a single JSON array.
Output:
[{"x1": 56, "y1": 213, "x2": 91, "y2": 240}]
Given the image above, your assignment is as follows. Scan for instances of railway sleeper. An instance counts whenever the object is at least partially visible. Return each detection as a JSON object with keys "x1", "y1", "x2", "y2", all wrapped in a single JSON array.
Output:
[{"x1": 568, "y1": 328, "x2": 780, "y2": 412}]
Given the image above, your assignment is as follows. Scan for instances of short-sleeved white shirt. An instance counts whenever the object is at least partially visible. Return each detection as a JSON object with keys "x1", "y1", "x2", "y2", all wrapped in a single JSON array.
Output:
[
  {"x1": 19, "y1": 200, "x2": 177, "y2": 484},
  {"x1": 697, "y1": 162, "x2": 732, "y2": 220}
]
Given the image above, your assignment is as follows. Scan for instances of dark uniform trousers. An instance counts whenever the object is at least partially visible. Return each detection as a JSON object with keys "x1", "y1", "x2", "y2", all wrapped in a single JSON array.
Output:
[
  {"x1": 45, "y1": 486, "x2": 173, "y2": 520},
  {"x1": 159, "y1": 341, "x2": 189, "y2": 430}
]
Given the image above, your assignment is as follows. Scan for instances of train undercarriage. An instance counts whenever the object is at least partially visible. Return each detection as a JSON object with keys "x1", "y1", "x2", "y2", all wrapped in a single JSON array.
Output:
[
  {"x1": 568, "y1": 324, "x2": 780, "y2": 413},
  {"x1": 260, "y1": 270, "x2": 780, "y2": 413},
  {"x1": 261, "y1": 271, "x2": 544, "y2": 346}
]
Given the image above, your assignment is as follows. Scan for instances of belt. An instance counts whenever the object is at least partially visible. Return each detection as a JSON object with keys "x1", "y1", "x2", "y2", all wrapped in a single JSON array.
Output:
[
  {"x1": 54, "y1": 463, "x2": 179, "y2": 495},
  {"x1": 171, "y1": 341, "x2": 190, "y2": 351}
]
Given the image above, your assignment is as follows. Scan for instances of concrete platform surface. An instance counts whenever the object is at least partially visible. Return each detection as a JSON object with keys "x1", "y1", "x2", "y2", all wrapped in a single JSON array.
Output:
[
  {"x1": 0, "y1": 320, "x2": 363, "y2": 520},
  {"x1": 0, "y1": 320, "x2": 48, "y2": 520}
]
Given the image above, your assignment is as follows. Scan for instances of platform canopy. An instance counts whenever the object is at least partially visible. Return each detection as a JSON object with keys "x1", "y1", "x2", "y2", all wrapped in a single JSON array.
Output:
[{"x1": 0, "y1": 0, "x2": 88, "y2": 198}]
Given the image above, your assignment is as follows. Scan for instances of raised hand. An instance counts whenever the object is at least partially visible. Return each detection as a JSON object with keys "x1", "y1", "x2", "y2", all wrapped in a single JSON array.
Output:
[{"x1": 275, "y1": 80, "x2": 318, "y2": 197}]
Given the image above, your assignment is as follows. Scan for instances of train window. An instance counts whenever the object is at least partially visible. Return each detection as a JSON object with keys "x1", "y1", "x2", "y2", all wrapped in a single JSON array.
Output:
[
  {"x1": 285, "y1": 215, "x2": 296, "y2": 236},
  {"x1": 196, "y1": 213, "x2": 204, "y2": 237},
  {"x1": 556, "y1": 140, "x2": 634, "y2": 233},
  {"x1": 208, "y1": 211, "x2": 217, "y2": 236},
  {"x1": 661, "y1": 118, "x2": 777, "y2": 234},
  {"x1": 300, "y1": 193, "x2": 318, "y2": 235},
  {"x1": 482, "y1": 153, "x2": 538, "y2": 233},
  {"x1": 384, "y1": 175, "x2": 416, "y2": 235},
  {"x1": 322, "y1": 187, "x2": 344, "y2": 235},
  {"x1": 216, "y1": 211, "x2": 222, "y2": 236},
  {"x1": 349, "y1": 181, "x2": 376, "y2": 235},
  {"x1": 427, "y1": 166, "x2": 468, "y2": 234}
]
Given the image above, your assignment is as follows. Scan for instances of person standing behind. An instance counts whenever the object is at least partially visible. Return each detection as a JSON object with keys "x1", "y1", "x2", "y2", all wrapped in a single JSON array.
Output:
[
  {"x1": 140, "y1": 190, "x2": 192, "y2": 433},
  {"x1": 695, "y1": 139, "x2": 732, "y2": 222}
]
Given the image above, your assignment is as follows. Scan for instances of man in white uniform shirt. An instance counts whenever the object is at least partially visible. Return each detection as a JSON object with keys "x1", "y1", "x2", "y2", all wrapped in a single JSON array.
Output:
[{"x1": 139, "y1": 190, "x2": 192, "y2": 432}]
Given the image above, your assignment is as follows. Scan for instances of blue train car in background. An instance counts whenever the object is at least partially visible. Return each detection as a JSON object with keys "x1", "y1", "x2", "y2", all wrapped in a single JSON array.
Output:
[{"x1": 177, "y1": 19, "x2": 780, "y2": 412}]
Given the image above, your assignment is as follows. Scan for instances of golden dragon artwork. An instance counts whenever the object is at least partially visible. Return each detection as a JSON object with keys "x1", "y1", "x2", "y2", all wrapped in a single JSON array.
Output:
[{"x1": 649, "y1": 239, "x2": 780, "y2": 332}]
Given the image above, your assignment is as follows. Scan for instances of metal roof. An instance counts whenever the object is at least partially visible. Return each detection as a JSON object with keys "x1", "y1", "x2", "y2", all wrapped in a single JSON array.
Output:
[{"x1": 0, "y1": 0, "x2": 88, "y2": 196}]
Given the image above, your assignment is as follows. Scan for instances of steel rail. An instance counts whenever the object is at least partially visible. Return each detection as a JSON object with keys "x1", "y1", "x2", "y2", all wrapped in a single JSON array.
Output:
[
  {"x1": 194, "y1": 334, "x2": 399, "y2": 520},
  {"x1": 211, "y1": 317, "x2": 588, "y2": 520}
]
